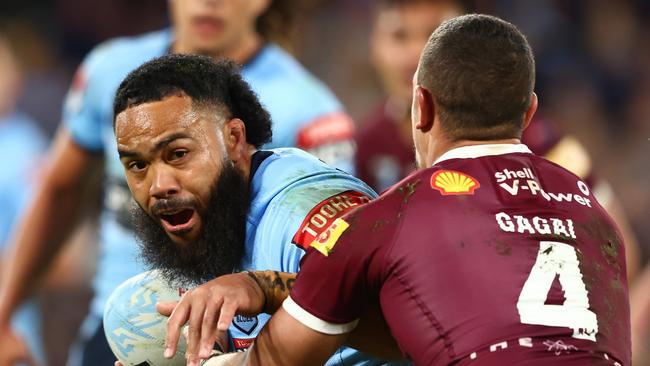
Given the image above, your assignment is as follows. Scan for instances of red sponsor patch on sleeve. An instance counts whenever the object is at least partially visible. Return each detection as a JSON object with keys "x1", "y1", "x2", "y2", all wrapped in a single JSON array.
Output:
[
  {"x1": 71, "y1": 67, "x2": 87, "y2": 92},
  {"x1": 292, "y1": 190, "x2": 370, "y2": 250},
  {"x1": 65, "y1": 67, "x2": 88, "y2": 114},
  {"x1": 296, "y1": 112, "x2": 355, "y2": 149},
  {"x1": 232, "y1": 338, "x2": 254, "y2": 351}
]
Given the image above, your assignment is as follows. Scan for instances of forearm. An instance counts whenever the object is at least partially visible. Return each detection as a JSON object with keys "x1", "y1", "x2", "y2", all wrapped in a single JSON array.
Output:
[
  {"x1": 347, "y1": 304, "x2": 406, "y2": 361},
  {"x1": 244, "y1": 307, "x2": 345, "y2": 365},
  {"x1": 246, "y1": 271, "x2": 296, "y2": 314},
  {"x1": 0, "y1": 179, "x2": 85, "y2": 324}
]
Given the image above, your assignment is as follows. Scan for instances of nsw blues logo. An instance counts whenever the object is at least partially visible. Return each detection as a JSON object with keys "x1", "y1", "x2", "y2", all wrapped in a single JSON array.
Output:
[{"x1": 232, "y1": 315, "x2": 259, "y2": 335}]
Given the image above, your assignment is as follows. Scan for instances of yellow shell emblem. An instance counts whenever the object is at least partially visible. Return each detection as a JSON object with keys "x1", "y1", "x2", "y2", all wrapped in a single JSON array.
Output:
[{"x1": 430, "y1": 170, "x2": 480, "y2": 195}]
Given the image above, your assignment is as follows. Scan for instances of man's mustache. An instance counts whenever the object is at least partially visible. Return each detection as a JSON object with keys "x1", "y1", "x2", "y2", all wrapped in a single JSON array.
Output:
[{"x1": 151, "y1": 197, "x2": 198, "y2": 216}]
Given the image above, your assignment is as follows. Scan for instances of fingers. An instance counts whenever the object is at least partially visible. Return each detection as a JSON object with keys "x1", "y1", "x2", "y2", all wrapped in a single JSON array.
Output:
[
  {"x1": 157, "y1": 301, "x2": 178, "y2": 317},
  {"x1": 186, "y1": 293, "x2": 208, "y2": 366},
  {"x1": 214, "y1": 329, "x2": 230, "y2": 356},
  {"x1": 217, "y1": 300, "x2": 238, "y2": 332},
  {"x1": 212, "y1": 301, "x2": 238, "y2": 356},
  {"x1": 164, "y1": 298, "x2": 191, "y2": 358},
  {"x1": 199, "y1": 298, "x2": 222, "y2": 359},
  {"x1": 114, "y1": 362, "x2": 123, "y2": 366}
]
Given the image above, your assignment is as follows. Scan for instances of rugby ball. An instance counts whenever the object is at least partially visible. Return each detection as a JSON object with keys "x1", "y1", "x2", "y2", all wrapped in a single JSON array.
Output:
[{"x1": 104, "y1": 270, "x2": 187, "y2": 366}]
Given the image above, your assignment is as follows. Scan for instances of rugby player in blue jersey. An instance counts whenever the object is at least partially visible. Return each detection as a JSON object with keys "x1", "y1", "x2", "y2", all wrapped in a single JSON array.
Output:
[
  {"x1": 0, "y1": 35, "x2": 48, "y2": 366},
  {"x1": 0, "y1": 1, "x2": 356, "y2": 365},
  {"x1": 108, "y1": 55, "x2": 403, "y2": 366}
]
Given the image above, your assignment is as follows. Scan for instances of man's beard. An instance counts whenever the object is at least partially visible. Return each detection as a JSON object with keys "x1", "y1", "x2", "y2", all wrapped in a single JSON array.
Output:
[{"x1": 131, "y1": 161, "x2": 250, "y2": 286}]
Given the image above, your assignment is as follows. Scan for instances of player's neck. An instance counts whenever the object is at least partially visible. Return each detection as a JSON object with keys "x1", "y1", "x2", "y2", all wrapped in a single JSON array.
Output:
[
  {"x1": 173, "y1": 33, "x2": 264, "y2": 65},
  {"x1": 233, "y1": 145, "x2": 259, "y2": 182},
  {"x1": 427, "y1": 138, "x2": 522, "y2": 167},
  {"x1": 217, "y1": 33, "x2": 264, "y2": 65}
]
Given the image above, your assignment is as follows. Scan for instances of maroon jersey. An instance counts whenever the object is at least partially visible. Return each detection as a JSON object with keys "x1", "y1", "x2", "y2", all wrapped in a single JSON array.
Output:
[
  {"x1": 356, "y1": 110, "x2": 595, "y2": 193},
  {"x1": 355, "y1": 101, "x2": 416, "y2": 192},
  {"x1": 287, "y1": 144, "x2": 630, "y2": 365}
]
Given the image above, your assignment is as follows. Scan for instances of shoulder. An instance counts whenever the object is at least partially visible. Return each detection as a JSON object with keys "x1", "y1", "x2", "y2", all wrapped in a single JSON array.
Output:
[
  {"x1": 244, "y1": 44, "x2": 341, "y2": 112},
  {"x1": 253, "y1": 148, "x2": 376, "y2": 210},
  {"x1": 252, "y1": 148, "x2": 376, "y2": 243},
  {"x1": 81, "y1": 29, "x2": 170, "y2": 79}
]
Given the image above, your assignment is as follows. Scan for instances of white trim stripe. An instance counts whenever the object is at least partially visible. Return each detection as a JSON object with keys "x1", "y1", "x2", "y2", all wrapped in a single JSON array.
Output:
[
  {"x1": 433, "y1": 143, "x2": 532, "y2": 166},
  {"x1": 283, "y1": 296, "x2": 359, "y2": 335}
]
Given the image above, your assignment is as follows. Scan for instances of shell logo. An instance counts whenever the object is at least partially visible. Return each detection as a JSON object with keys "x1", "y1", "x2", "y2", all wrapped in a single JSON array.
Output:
[{"x1": 430, "y1": 170, "x2": 480, "y2": 195}]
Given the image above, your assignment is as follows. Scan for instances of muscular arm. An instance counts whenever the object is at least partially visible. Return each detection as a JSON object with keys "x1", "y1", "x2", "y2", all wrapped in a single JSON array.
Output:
[
  {"x1": 0, "y1": 129, "x2": 102, "y2": 326},
  {"x1": 248, "y1": 271, "x2": 404, "y2": 360},
  {"x1": 201, "y1": 308, "x2": 345, "y2": 366},
  {"x1": 246, "y1": 270, "x2": 295, "y2": 314},
  {"x1": 163, "y1": 270, "x2": 405, "y2": 363},
  {"x1": 244, "y1": 307, "x2": 346, "y2": 366}
]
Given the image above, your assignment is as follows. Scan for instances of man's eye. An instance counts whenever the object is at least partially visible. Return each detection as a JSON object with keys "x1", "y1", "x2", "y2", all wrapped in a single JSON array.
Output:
[
  {"x1": 128, "y1": 161, "x2": 147, "y2": 172},
  {"x1": 170, "y1": 149, "x2": 188, "y2": 161}
]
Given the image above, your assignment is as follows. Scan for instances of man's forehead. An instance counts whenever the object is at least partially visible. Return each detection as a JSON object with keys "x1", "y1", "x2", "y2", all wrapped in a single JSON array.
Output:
[{"x1": 115, "y1": 95, "x2": 206, "y2": 142}]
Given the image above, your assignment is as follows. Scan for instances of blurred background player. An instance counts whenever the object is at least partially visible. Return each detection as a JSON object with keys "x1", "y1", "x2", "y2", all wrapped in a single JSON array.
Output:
[
  {"x1": 355, "y1": 0, "x2": 461, "y2": 192},
  {"x1": 0, "y1": 34, "x2": 47, "y2": 366},
  {"x1": 353, "y1": 0, "x2": 640, "y2": 282},
  {"x1": 0, "y1": 1, "x2": 356, "y2": 365}
]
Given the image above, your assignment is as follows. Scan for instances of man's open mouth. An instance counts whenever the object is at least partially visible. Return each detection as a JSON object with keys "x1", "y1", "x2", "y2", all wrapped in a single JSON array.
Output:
[{"x1": 159, "y1": 208, "x2": 196, "y2": 234}]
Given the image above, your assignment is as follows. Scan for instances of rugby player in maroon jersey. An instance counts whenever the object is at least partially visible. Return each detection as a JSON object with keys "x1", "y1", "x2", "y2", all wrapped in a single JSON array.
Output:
[
  {"x1": 159, "y1": 14, "x2": 631, "y2": 366},
  {"x1": 355, "y1": 0, "x2": 640, "y2": 282}
]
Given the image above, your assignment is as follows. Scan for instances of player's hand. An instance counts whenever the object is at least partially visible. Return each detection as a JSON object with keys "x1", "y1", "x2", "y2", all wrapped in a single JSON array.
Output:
[
  {"x1": 157, "y1": 272, "x2": 265, "y2": 366},
  {"x1": 114, "y1": 362, "x2": 123, "y2": 366},
  {"x1": 0, "y1": 326, "x2": 35, "y2": 366}
]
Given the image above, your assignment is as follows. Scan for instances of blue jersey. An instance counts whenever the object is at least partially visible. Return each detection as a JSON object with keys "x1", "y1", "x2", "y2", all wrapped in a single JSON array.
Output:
[
  {"x1": 61, "y1": 29, "x2": 356, "y2": 320},
  {"x1": 229, "y1": 148, "x2": 400, "y2": 365},
  {"x1": 0, "y1": 112, "x2": 47, "y2": 363}
]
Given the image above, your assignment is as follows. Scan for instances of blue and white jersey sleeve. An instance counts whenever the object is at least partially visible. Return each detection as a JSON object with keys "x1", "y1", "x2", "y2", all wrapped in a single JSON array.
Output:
[
  {"x1": 229, "y1": 149, "x2": 381, "y2": 361},
  {"x1": 243, "y1": 148, "x2": 376, "y2": 273},
  {"x1": 62, "y1": 42, "x2": 112, "y2": 151}
]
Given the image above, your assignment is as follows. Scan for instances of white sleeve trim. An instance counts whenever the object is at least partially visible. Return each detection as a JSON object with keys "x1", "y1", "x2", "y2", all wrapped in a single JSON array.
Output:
[{"x1": 283, "y1": 296, "x2": 359, "y2": 335}]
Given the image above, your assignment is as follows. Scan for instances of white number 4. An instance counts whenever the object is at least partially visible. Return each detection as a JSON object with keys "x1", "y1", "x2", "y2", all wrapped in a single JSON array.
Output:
[{"x1": 517, "y1": 241, "x2": 598, "y2": 341}]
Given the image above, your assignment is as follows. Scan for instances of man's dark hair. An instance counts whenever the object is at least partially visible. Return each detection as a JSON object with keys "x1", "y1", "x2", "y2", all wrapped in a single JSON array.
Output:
[
  {"x1": 257, "y1": 0, "x2": 301, "y2": 51},
  {"x1": 418, "y1": 14, "x2": 535, "y2": 140},
  {"x1": 113, "y1": 54, "x2": 272, "y2": 148}
]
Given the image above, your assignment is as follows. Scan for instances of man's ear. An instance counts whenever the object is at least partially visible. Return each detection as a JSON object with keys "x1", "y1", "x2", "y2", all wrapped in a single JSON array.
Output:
[
  {"x1": 415, "y1": 86, "x2": 435, "y2": 133},
  {"x1": 522, "y1": 92, "x2": 538, "y2": 132},
  {"x1": 223, "y1": 118, "x2": 248, "y2": 163}
]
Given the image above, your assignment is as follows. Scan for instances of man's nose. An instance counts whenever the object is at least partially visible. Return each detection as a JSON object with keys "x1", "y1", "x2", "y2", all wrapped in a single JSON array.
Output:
[{"x1": 149, "y1": 165, "x2": 180, "y2": 199}]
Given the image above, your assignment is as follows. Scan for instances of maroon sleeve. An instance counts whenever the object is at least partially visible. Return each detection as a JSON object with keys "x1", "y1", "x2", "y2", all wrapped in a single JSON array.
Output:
[{"x1": 288, "y1": 193, "x2": 404, "y2": 327}]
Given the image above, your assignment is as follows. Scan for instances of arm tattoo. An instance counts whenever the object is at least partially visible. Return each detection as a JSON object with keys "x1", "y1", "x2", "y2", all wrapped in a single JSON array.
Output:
[{"x1": 247, "y1": 271, "x2": 297, "y2": 314}]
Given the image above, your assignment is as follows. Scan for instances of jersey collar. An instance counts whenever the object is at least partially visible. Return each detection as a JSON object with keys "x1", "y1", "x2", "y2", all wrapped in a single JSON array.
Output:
[{"x1": 433, "y1": 143, "x2": 532, "y2": 166}]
